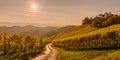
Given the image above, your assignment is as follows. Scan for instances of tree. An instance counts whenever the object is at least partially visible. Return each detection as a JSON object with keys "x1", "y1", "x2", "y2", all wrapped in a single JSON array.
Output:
[
  {"x1": 91, "y1": 12, "x2": 120, "y2": 28},
  {"x1": 82, "y1": 17, "x2": 92, "y2": 25}
]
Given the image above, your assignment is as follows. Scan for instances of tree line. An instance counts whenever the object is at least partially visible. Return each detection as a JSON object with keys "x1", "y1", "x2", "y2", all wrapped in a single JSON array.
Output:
[{"x1": 82, "y1": 12, "x2": 120, "y2": 28}]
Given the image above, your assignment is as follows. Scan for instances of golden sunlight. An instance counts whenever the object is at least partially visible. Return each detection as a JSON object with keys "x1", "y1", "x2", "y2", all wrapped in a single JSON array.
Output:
[
  {"x1": 32, "y1": 4, "x2": 37, "y2": 10},
  {"x1": 32, "y1": 5, "x2": 37, "y2": 9}
]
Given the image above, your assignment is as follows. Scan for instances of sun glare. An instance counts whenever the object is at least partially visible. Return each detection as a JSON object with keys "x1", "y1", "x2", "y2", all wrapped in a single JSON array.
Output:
[
  {"x1": 32, "y1": 4, "x2": 37, "y2": 10},
  {"x1": 32, "y1": 5, "x2": 37, "y2": 9}
]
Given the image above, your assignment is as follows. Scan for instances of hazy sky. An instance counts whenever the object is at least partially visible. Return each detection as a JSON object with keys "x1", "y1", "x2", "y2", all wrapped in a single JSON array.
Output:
[{"x1": 0, "y1": 0, "x2": 120, "y2": 26}]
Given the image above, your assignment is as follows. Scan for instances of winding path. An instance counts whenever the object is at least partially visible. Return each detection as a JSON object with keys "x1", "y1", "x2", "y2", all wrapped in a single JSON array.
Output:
[{"x1": 31, "y1": 44, "x2": 60, "y2": 60}]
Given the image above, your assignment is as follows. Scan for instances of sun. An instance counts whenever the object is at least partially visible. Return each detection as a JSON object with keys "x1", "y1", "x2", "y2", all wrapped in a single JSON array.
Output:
[
  {"x1": 32, "y1": 5, "x2": 37, "y2": 9},
  {"x1": 28, "y1": 2, "x2": 41, "y2": 13}
]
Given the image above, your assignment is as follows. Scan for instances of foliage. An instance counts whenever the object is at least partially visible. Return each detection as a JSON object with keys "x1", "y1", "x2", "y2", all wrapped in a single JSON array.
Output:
[
  {"x1": 82, "y1": 12, "x2": 120, "y2": 28},
  {"x1": 82, "y1": 17, "x2": 92, "y2": 25},
  {"x1": 0, "y1": 33, "x2": 45, "y2": 60}
]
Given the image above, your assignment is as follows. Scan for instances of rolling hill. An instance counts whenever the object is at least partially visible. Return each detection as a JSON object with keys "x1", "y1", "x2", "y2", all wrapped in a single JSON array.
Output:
[
  {"x1": 51, "y1": 24, "x2": 97, "y2": 40},
  {"x1": 52, "y1": 24, "x2": 120, "y2": 50},
  {"x1": 0, "y1": 25, "x2": 56, "y2": 37},
  {"x1": 0, "y1": 25, "x2": 75, "y2": 37},
  {"x1": 52, "y1": 24, "x2": 120, "y2": 60}
]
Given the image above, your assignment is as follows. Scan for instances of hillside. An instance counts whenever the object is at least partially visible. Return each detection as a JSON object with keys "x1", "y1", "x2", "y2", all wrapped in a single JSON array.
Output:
[
  {"x1": 51, "y1": 12, "x2": 120, "y2": 41},
  {"x1": 52, "y1": 13, "x2": 120, "y2": 50},
  {"x1": 50, "y1": 24, "x2": 97, "y2": 41},
  {"x1": 46, "y1": 25, "x2": 76, "y2": 37},
  {"x1": 52, "y1": 24, "x2": 120, "y2": 50},
  {"x1": 52, "y1": 24, "x2": 120, "y2": 60}
]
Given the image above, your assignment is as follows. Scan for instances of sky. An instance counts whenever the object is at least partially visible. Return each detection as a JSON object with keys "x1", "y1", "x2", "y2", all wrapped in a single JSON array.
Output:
[{"x1": 0, "y1": 0, "x2": 120, "y2": 26}]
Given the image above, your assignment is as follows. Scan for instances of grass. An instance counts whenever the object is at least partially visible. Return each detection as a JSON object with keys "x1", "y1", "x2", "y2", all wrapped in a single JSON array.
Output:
[
  {"x1": 92, "y1": 50, "x2": 120, "y2": 60},
  {"x1": 55, "y1": 47, "x2": 120, "y2": 60}
]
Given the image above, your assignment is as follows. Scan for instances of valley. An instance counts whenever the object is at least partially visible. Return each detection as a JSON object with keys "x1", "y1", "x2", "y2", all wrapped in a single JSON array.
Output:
[
  {"x1": 0, "y1": 12, "x2": 120, "y2": 60},
  {"x1": 0, "y1": 0, "x2": 120, "y2": 60}
]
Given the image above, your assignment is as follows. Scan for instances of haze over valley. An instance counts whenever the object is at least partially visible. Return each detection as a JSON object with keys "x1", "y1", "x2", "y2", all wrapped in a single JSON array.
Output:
[{"x1": 0, "y1": 0, "x2": 120, "y2": 60}]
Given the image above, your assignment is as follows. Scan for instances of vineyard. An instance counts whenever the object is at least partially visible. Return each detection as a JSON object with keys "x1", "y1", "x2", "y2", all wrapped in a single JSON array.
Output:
[
  {"x1": 0, "y1": 33, "x2": 45, "y2": 60},
  {"x1": 53, "y1": 24, "x2": 120, "y2": 50}
]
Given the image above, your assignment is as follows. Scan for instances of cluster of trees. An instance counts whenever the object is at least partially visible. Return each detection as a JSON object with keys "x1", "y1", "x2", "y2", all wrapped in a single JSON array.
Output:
[
  {"x1": 0, "y1": 33, "x2": 45, "y2": 60},
  {"x1": 82, "y1": 12, "x2": 120, "y2": 27},
  {"x1": 53, "y1": 30, "x2": 120, "y2": 50}
]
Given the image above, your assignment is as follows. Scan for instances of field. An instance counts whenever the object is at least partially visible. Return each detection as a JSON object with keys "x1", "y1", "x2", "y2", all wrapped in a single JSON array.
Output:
[{"x1": 55, "y1": 47, "x2": 120, "y2": 60}]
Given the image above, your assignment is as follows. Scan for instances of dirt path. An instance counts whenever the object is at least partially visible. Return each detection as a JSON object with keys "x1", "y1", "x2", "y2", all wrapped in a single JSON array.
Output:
[{"x1": 31, "y1": 44, "x2": 60, "y2": 60}]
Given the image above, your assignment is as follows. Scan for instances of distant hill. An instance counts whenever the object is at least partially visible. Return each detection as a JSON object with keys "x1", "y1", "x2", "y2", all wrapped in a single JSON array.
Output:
[
  {"x1": 0, "y1": 22, "x2": 48, "y2": 27},
  {"x1": 0, "y1": 25, "x2": 76, "y2": 37},
  {"x1": 0, "y1": 25, "x2": 55, "y2": 37},
  {"x1": 45, "y1": 25, "x2": 76, "y2": 37}
]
